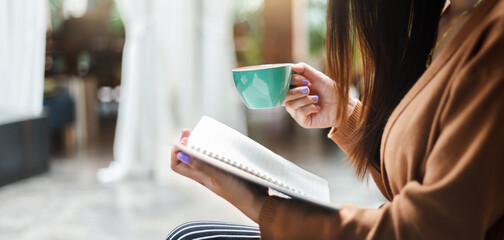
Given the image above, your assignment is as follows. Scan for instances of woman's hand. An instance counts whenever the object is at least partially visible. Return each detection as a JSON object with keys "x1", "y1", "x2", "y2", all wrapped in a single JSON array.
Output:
[
  {"x1": 283, "y1": 62, "x2": 357, "y2": 129},
  {"x1": 171, "y1": 129, "x2": 268, "y2": 223}
]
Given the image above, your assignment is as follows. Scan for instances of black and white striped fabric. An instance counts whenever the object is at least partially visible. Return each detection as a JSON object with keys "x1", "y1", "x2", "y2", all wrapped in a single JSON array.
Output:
[{"x1": 167, "y1": 221, "x2": 261, "y2": 240}]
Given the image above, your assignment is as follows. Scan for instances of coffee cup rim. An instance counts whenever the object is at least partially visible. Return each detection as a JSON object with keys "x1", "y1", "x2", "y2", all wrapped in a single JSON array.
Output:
[{"x1": 232, "y1": 63, "x2": 291, "y2": 72}]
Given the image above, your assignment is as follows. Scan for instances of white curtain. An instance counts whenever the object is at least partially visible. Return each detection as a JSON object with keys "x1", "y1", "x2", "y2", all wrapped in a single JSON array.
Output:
[
  {"x1": 63, "y1": 0, "x2": 88, "y2": 19},
  {"x1": 0, "y1": 0, "x2": 47, "y2": 115},
  {"x1": 200, "y1": 0, "x2": 246, "y2": 128},
  {"x1": 97, "y1": 0, "x2": 245, "y2": 183}
]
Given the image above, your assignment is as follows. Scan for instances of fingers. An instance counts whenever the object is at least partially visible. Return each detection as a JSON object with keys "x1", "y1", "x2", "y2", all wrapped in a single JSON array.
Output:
[
  {"x1": 284, "y1": 86, "x2": 310, "y2": 102},
  {"x1": 283, "y1": 90, "x2": 321, "y2": 126},
  {"x1": 291, "y1": 62, "x2": 325, "y2": 81},
  {"x1": 290, "y1": 74, "x2": 310, "y2": 87},
  {"x1": 297, "y1": 104, "x2": 321, "y2": 117},
  {"x1": 171, "y1": 145, "x2": 187, "y2": 168},
  {"x1": 172, "y1": 149, "x2": 227, "y2": 190},
  {"x1": 171, "y1": 129, "x2": 191, "y2": 169},
  {"x1": 172, "y1": 158, "x2": 214, "y2": 187},
  {"x1": 293, "y1": 104, "x2": 321, "y2": 124},
  {"x1": 176, "y1": 152, "x2": 191, "y2": 164},
  {"x1": 285, "y1": 99, "x2": 320, "y2": 118},
  {"x1": 171, "y1": 127, "x2": 225, "y2": 188},
  {"x1": 284, "y1": 95, "x2": 319, "y2": 110},
  {"x1": 170, "y1": 144, "x2": 212, "y2": 187},
  {"x1": 179, "y1": 129, "x2": 191, "y2": 146}
]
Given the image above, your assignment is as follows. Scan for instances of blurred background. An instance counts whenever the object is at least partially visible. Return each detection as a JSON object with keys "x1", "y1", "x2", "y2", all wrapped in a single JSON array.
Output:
[{"x1": 0, "y1": 0, "x2": 385, "y2": 239}]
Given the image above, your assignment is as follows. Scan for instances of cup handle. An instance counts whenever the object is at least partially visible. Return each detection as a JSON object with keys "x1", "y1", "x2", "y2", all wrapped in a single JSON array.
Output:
[{"x1": 289, "y1": 70, "x2": 298, "y2": 89}]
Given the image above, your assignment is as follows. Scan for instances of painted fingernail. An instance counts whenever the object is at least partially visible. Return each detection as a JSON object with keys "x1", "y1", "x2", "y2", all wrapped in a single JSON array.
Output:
[
  {"x1": 179, "y1": 137, "x2": 187, "y2": 143},
  {"x1": 300, "y1": 87, "x2": 309, "y2": 94},
  {"x1": 177, "y1": 152, "x2": 191, "y2": 164},
  {"x1": 311, "y1": 95, "x2": 319, "y2": 101},
  {"x1": 316, "y1": 105, "x2": 321, "y2": 110},
  {"x1": 301, "y1": 79, "x2": 309, "y2": 86}
]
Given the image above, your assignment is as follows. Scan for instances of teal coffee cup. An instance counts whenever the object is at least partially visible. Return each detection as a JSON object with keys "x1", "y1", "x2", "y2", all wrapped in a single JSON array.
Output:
[{"x1": 232, "y1": 63, "x2": 292, "y2": 109}]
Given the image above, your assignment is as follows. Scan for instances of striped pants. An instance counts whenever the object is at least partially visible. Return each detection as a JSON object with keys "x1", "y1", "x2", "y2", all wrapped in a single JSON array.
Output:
[{"x1": 167, "y1": 221, "x2": 261, "y2": 240}]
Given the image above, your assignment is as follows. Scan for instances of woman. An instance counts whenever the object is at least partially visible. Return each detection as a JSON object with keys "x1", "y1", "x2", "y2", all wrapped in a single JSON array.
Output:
[{"x1": 168, "y1": 0, "x2": 504, "y2": 239}]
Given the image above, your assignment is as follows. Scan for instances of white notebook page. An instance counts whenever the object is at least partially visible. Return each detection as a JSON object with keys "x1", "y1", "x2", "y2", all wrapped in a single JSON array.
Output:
[{"x1": 188, "y1": 116, "x2": 330, "y2": 203}]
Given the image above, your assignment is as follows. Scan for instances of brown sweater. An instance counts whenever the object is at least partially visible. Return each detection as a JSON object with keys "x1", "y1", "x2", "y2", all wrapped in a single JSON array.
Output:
[{"x1": 258, "y1": 0, "x2": 504, "y2": 239}]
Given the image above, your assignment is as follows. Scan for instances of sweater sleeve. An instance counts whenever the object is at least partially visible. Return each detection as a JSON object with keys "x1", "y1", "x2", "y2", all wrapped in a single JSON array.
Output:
[
  {"x1": 326, "y1": 101, "x2": 362, "y2": 156},
  {"x1": 258, "y1": 18, "x2": 504, "y2": 240}
]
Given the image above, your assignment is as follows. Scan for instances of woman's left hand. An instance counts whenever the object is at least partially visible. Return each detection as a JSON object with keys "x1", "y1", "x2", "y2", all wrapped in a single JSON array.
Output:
[{"x1": 171, "y1": 129, "x2": 268, "y2": 223}]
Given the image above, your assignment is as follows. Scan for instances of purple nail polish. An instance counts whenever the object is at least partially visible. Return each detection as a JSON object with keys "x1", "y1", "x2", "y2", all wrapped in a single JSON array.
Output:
[
  {"x1": 177, "y1": 152, "x2": 191, "y2": 164},
  {"x1": 179, "y1": 137, "x2": 187, "y2": 143},
  {"x1": 300, "y1": 87, "x2": 309, "y2": 94},
  {"x1": 316, "y1": 105, "x2": 321, "y2": 110},
  {"x1": 311, "y1": 95, "x2": 319, "y2": 101},
  {"x1": 301, "y1": 79, "x2": 309, "y2": 86}
]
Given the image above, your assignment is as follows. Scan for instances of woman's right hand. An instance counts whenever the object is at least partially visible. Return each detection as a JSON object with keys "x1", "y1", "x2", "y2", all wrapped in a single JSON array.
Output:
[{"x1": 283, "y1": 62, "x2": 356, "y2": 129}]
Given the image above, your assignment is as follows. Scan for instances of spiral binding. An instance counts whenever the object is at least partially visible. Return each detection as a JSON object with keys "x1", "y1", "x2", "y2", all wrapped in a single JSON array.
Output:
[{"x1": 190, "y1": 145, "x2": 307, "y2": 197}]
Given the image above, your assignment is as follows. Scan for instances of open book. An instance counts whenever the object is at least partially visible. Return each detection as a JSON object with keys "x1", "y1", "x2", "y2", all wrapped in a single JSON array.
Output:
[{"x1": 174, "y1": 116, "x2": 336, "y2": 210}]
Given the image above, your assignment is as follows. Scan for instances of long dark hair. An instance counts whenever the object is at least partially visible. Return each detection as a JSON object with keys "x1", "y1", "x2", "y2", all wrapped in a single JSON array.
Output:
[{"x1": 326, "y1": 0, "x2": 445, "y2": 178}]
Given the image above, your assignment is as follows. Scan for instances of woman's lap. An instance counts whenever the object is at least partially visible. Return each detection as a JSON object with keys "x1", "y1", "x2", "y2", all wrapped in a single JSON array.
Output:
[{"x1": 167, "y1": 221, "x2": 260, "y2": 240}]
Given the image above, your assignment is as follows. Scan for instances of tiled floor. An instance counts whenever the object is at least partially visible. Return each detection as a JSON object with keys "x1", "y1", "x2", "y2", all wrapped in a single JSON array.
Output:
[{"x1": 0, "y1": 125, "x2": 386, "y2": 240}]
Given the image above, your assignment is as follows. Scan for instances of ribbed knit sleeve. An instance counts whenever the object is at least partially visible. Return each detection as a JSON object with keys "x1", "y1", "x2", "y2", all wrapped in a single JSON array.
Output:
[{"x1": 326, "y1": 101, "x2": 362, "y2": 156}]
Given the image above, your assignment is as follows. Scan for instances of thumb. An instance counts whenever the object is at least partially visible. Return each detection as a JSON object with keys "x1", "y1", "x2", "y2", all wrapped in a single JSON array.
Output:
[{"x1": 291, "y1": 62, "x2": 326, "y2": 82}]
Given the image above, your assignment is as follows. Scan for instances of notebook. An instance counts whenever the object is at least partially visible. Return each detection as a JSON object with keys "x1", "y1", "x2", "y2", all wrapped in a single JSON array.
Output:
[{"x1": 174, "y1": 116, "x2": 336, "y2": 210}]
